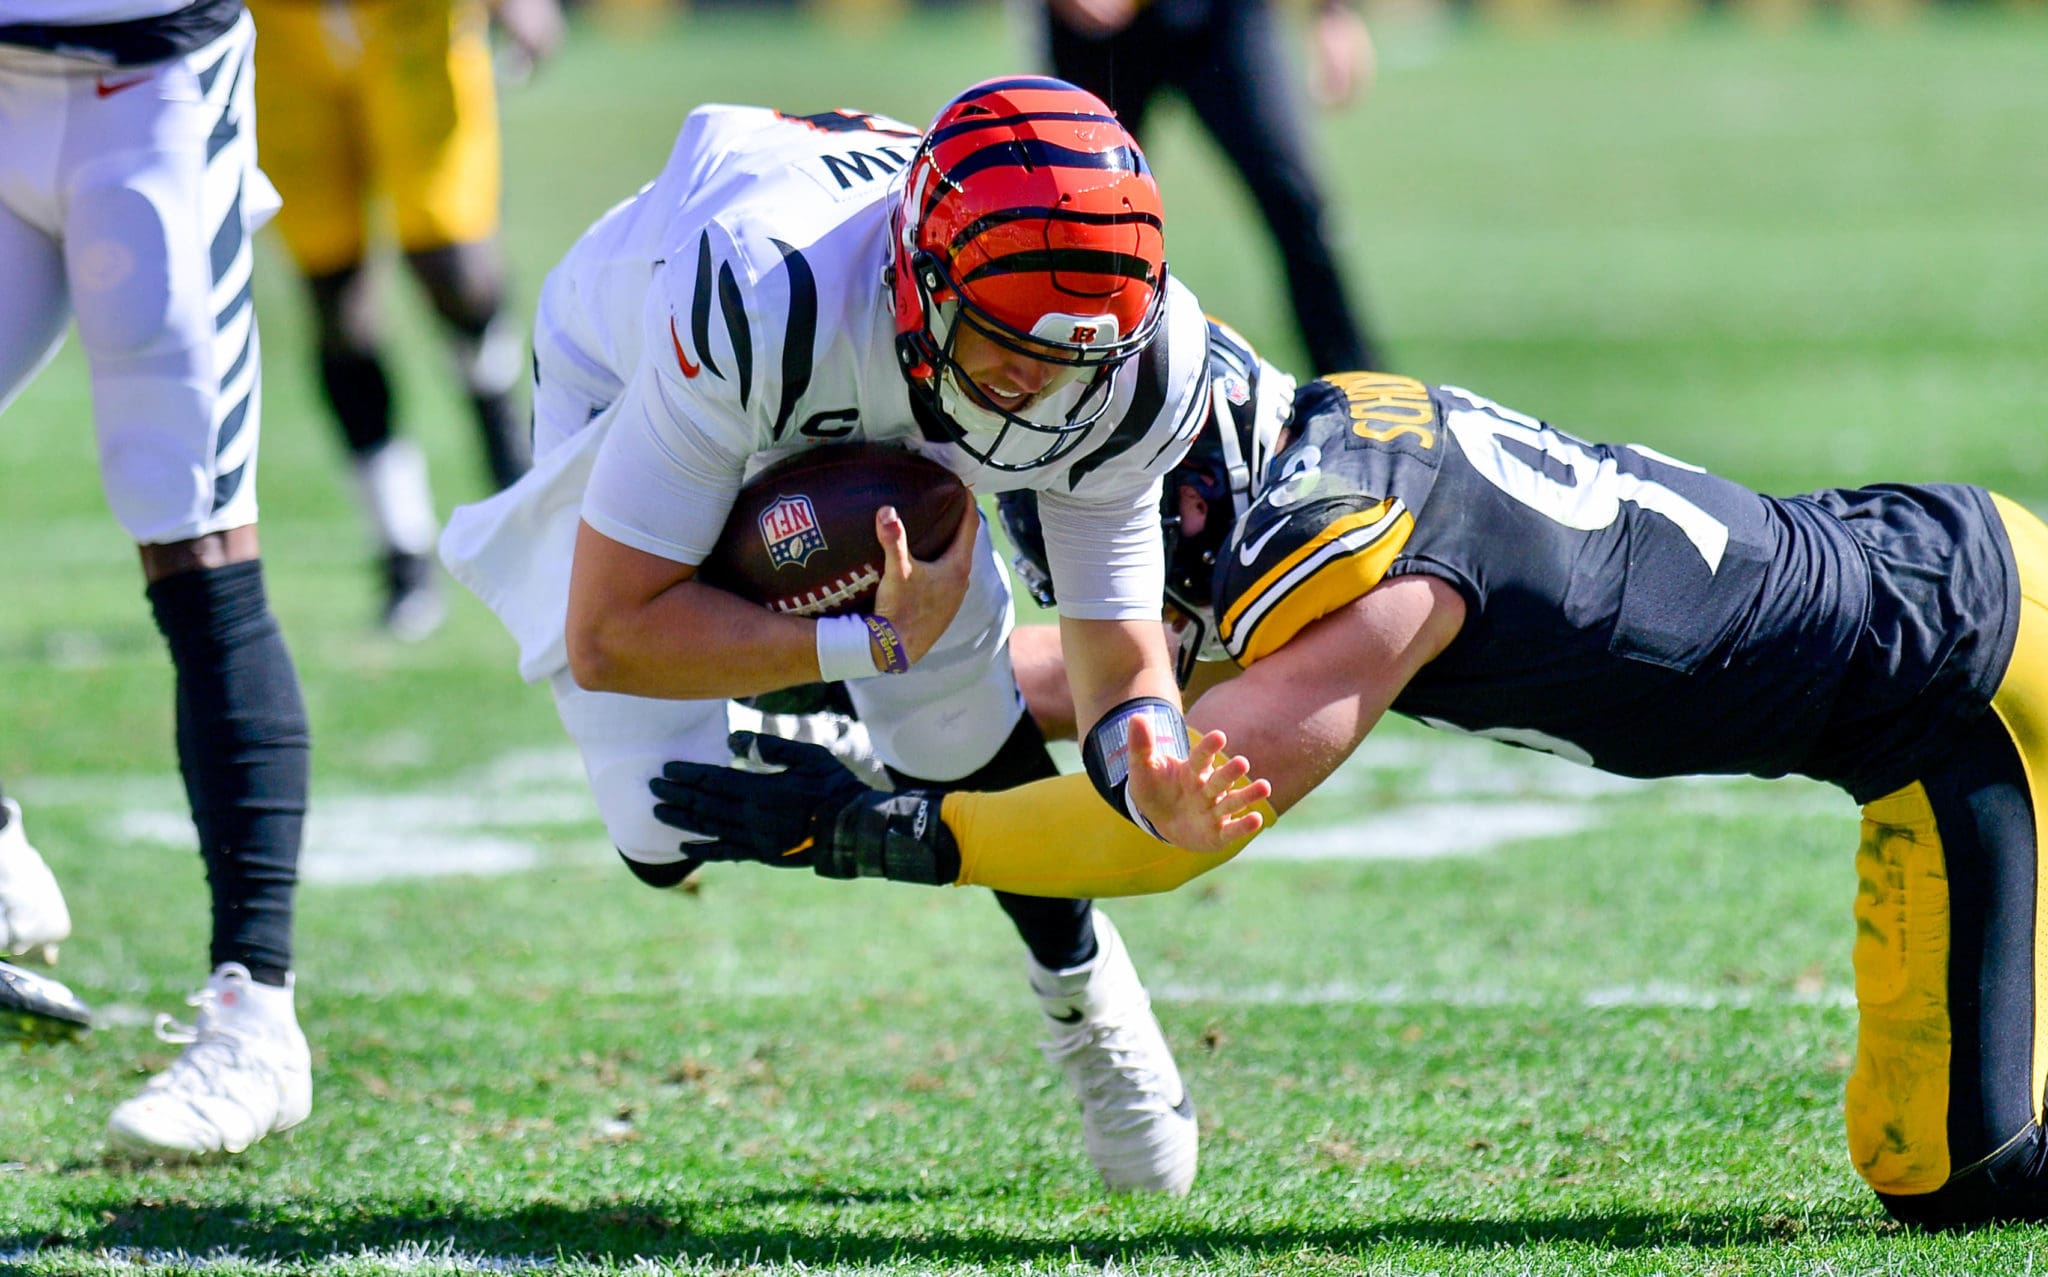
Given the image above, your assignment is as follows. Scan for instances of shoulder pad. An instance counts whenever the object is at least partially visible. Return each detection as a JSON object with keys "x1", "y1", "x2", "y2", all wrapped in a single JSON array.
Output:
[{"x1": 1212, "y1": 448, "x2": 1417, "y2": 666}]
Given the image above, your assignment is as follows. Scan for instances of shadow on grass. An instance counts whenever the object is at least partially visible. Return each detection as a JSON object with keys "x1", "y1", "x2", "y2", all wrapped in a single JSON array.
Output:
[{"x1": 6, "y1": 1193, "x2": 1901, "y2": 1266}]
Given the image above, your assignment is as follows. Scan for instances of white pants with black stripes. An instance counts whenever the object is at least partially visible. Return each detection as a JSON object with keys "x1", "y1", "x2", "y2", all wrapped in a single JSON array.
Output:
[{"x1": 0, "y1": 14, "x2": 277, "y2": 543}]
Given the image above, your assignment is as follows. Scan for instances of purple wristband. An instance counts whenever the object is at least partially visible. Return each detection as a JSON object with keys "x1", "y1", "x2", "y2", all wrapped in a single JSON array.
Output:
[{"x1": 862, "y1": 615, "x2": 910, "y2": 673}]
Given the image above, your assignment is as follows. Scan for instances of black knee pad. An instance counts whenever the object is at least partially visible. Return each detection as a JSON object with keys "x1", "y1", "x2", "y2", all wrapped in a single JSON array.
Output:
[
  {"x1": 407, "y1": 242, "x2": 507, "y2": 336},
  {"x1": 316, "y1": 346, "x2": 395, "y2": 455}
]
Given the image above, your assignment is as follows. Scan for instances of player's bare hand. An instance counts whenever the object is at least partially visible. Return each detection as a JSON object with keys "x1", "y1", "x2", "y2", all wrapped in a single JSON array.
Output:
[
  {"x1": 1126, "y1": 715, "x2": 1270, "y2": 853},
  {"x1": 871, "y1": 502, "x2": 975, "y2": 666},
  {"x1": 1051, "y1": 0, "x2": 1139, "y2": 38}
]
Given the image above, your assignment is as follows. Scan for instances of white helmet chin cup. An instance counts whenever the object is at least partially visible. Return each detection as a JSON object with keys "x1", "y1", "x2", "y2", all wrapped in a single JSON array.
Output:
[{"x1": 936, "y1": 370, "x2": 1011, "y2": 439}]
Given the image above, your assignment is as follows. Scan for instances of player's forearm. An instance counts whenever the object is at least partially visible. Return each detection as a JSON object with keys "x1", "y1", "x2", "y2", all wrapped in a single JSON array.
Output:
[
  {"x1": 1059, "y1": 615, "x2": 1182, "y2": 734},
  {"x1": 565, "y1": 579, "x2": 826, "y2": 700},
  {"x1": 941, "y1": 771, "x2": 1271, "y2": 897}
]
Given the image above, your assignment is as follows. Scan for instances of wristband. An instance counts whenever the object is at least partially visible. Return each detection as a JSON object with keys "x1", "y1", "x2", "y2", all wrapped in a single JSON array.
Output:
[
  {"x1": 862, "y1": 615, "x2": 910, "y2": 673},
  {"x1": 1081, "y1": 697, "x2": 1191, "y2": 841},
  {"x1": 816, "y1": 613, "x2": 884, "y2": 683}
]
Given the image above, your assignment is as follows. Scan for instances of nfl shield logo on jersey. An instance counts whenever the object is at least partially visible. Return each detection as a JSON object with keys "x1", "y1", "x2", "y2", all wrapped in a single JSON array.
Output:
[{"x1": 760, "y1": 494, "x2": 827, "y2": 570}]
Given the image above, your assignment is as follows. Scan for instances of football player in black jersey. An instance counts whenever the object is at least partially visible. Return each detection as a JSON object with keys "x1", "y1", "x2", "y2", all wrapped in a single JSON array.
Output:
[{"x1": 649, "y1": 322, "x2": 2048, "y2": 1227}]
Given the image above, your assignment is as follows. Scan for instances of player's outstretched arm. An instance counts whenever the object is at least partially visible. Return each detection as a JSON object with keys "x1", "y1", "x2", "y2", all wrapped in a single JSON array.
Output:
[
  {"x1": 1151, "y1": 574, "x2": 1467, "y2": 817},
  {"x1": 647, "y1": 731, "x2": 1270, "y2": 898},
  {"x1": 646, "y1": 576, "x2": 1466, "y2": 894}
]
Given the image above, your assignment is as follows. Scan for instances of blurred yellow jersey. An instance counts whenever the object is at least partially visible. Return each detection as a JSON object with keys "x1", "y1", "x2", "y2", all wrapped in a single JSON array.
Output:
[{"x1": 248, "y1": 0, "x2": 501, "y2": 273}]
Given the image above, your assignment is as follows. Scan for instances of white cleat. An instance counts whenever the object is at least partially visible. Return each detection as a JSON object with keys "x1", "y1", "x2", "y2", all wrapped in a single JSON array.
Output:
[
  {"x1": 1030, "y1": 910, "x2": 1199, "y2": 1195},
  {"x1": 107, "y1": 963, "x2": 312, "y2": 1159},
  {"x1": 0, "y1": 798, "x2": 71, "y2": 965}
]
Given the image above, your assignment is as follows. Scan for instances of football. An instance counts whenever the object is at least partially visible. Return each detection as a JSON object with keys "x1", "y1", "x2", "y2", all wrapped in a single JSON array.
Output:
[{"x1": 698, "y1": 444, "x2": 973, "y2": 617}]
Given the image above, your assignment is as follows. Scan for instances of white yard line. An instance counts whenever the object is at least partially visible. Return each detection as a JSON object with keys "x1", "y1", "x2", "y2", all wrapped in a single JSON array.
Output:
[
  {"x1": 1155, "y1": 979, "x2": 1854, "y2": 1011},
  {"x1": 1242, "y1": 801, "x2": 1598, "y2": 861}
]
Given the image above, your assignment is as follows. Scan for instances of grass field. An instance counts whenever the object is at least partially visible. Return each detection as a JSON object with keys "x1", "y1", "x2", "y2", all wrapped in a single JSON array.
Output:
[{"x1": 4, "y1": 6, "x2": 2048, "y2": 1272}]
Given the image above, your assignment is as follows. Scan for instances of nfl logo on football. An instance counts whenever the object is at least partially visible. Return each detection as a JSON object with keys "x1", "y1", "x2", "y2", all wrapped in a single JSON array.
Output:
[{"x1": 760, "y1": 494, "x2": 827, "y2": 570}]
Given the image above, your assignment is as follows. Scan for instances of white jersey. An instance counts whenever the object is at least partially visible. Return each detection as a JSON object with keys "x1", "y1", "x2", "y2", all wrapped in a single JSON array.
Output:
[
  {"x1": 566, "y1": 104, "x2": 1211, "y2": 622},
  {"x1": 0, "y1": 2, "x2": 190, "y2": 21},
  {"x1": 0, "y1": 0, "x2": 243, "y2": 68}
]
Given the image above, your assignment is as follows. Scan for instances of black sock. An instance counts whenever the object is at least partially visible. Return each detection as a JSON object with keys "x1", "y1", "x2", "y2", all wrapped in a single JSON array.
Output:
[
  {"x1": 147, "y1": 560, "x2": 309, "y2": 987},
  {"x1": 891, "y1": 714, "x2": 1098, "y2": 971},
  {"x1": 318, "y1": 346, "x2": 395, "y2": 456},
  {"x1": 471, "y1": 387, "x2": 532, "y2": 491}
]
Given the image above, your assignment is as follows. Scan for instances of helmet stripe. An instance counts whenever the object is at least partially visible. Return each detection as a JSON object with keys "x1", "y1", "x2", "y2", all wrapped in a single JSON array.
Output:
[
  {"x1": 928, "y1": 110, "x2": 1120, "y2": 147},
  {"x1": 949, "y1": 206, "x2": 1162, "y2": 255},
  {"x1": 940, "y1": 139, "x2": 1147, "y2": 185},
  {"x1": 959, "y1": 248, "x2": 1157, "y2": 286}
]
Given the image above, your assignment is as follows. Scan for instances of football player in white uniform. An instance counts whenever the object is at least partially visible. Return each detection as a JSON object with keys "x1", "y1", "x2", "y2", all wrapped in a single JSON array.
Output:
[
  {"x1": 443, "y1": 78, "x2": 1214, "y2": 1193},
  {"x1": 0, "y1": 0, "x2": 313, "y2": 1156}
]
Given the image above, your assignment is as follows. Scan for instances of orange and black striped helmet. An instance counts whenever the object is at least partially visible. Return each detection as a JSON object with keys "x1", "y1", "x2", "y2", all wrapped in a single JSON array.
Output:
[{"x1": 891, "y1": 77, "x2": 1169, "y2": 470}]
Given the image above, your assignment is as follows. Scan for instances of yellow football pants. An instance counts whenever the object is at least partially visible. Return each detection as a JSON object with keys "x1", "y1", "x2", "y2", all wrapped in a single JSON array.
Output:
[
  {"x1": 249, "y1": 0, "x2": 502, "y2": 274},
  {"x1": 1850, "y1": 493, "x2": 2048, "y2": 1225}
]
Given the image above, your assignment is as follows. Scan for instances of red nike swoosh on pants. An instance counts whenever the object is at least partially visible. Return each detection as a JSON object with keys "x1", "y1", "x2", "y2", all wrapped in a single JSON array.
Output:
[
  {"x1": 669, "y1": 316, "x2": 701, "y2": 378},
  {"x1": 95, "y1": 75, "x2": 151, "y2": 98}
]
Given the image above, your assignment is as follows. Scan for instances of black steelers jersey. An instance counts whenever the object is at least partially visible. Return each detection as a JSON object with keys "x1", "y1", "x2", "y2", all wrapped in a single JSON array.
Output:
[{"x1": 1210, "y1": 375, "x2": 2019, "y2": 801}]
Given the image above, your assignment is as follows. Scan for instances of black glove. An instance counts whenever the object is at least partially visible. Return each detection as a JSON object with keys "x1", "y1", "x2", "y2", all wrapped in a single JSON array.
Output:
[{"x1": 648, "y1": 731, "x2": 960, "y2": 885}]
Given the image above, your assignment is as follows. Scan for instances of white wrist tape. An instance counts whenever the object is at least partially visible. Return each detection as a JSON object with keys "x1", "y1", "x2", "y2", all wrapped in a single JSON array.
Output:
[{"x1": 815, "y1": 613, "x2": 882, "y2": 683}]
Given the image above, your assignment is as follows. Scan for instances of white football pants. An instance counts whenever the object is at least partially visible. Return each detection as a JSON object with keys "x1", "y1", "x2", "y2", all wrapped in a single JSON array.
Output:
[{"x1": 0, "y1": 14, "x2": 277, "y2": 543}]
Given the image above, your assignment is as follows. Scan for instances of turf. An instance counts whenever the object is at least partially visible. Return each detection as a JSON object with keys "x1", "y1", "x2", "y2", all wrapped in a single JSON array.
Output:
[{"x1": 3, "y1": 5, "x2": 2047, "y2": 1272}]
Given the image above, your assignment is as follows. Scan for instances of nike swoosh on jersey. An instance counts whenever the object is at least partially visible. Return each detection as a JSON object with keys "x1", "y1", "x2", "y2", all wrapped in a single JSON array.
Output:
[
  {"x1": 95, "y1": 75, "x2": 150, "y2": 98},
  {"x1": 669, "y1": 315, "x2": 701, "y2": 378},
  {"x1": 1236, "y1": 519, "x2": 1288, "y2": 567},
  {"x1": 1049, "y1": 1007, "x2": 1085, "y2": 1025}
]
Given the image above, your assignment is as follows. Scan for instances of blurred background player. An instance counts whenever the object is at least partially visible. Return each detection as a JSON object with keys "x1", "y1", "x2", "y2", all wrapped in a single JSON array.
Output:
[
  {"x1": 246, "y1": 0, "x2": 563, "y2": 638},
  {"x1": 1041, "y1": 0, "x2": 1381, "y2": 374},
  {"x1": 0, "y1": 0, "x2": 312, "y2": 1155}
]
